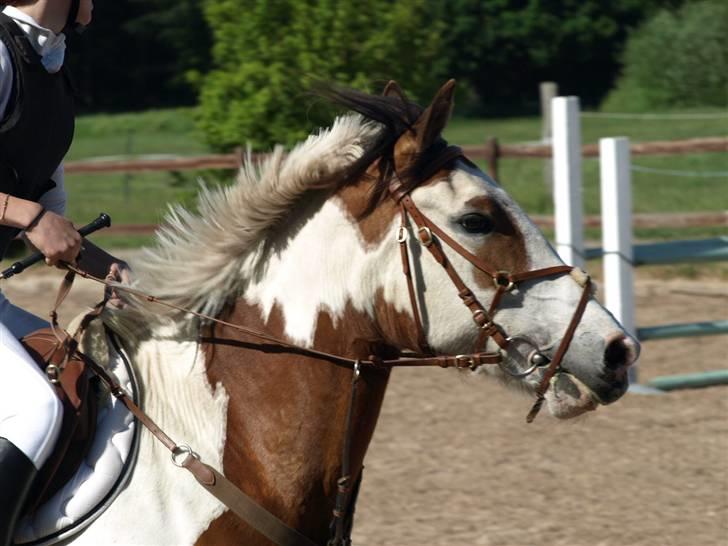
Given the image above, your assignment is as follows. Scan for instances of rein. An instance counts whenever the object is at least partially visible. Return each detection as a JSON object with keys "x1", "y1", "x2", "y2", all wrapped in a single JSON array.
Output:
[{"x1": 64, "y1": 264, "x2": 504, "y2": 373}]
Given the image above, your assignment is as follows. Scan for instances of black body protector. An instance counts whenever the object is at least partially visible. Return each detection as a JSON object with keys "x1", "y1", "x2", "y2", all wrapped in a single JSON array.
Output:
[{"x1": 0, "y1": 12, "x2": 75, "y2": 259}]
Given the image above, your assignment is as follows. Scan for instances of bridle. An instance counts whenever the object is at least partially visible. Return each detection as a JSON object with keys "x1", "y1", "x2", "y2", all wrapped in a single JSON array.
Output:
[
  {"x1": 389, "y1": 146, "x2": 593, "y2": 419},
  {"x1": 48, "y1": 147, "x2": 593, "y2": 546}
]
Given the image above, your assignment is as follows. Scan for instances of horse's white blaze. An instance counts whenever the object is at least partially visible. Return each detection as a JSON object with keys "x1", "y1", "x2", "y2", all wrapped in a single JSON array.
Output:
[{"x1": 71, "y1": 326, "x2": 229, "y2": 545}]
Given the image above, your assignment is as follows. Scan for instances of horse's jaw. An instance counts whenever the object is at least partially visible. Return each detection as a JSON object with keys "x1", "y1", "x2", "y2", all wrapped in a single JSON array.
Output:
[{"x1": 539, "y1": 372, "x2": 600, "y2": 419}]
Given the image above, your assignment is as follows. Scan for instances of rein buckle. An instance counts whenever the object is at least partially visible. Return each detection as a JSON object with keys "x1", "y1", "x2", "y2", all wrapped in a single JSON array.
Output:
[
  {"x1": 454, "y1": 355, "x2": 477, "y2": 370},
  {"x1": 396, "y1": 226, "x2": 408, "y2": 243},
  {"x1": 417, "y1": 226, "x2": 434, "y2": 247}
]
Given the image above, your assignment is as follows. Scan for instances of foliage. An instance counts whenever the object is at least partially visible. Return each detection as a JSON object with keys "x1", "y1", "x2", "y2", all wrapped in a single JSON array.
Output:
[
  {"x1": 66, "y1": 0, "x2": 211, "y2": 112},
  {"x1": 125, "y1": 0, "x2": 213, "y2": 94},
  {"x1": 65, "y1": 0, "x2": 684, "y2": 121},
  {"x1": 428, "y1": 0, "x2": 678, "y2": 115},
  {"x1": 197, "y1": 0, "x2": 448, "y2": 151},
  {"x1": 605, "y1": 0, "x2": 728, "y2": 109}
]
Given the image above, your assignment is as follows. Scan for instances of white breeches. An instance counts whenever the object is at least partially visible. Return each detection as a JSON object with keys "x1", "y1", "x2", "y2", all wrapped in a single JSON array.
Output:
[{"x1": 0, "y1": 292, "x2": 62, "y2": 469}]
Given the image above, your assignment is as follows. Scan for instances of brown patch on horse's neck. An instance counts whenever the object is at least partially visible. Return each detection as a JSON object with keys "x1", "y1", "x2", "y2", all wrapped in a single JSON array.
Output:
[
  {"x1": 197, "y1": 298, "x2": 393, "y2": 545},
  {"x1": 336, "y1": 175, "x2": 399, "y2": 247}
]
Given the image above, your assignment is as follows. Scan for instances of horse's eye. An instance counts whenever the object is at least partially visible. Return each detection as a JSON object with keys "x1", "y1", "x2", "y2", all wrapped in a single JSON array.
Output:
[{"x1": 458, "y1": 213, "x2": 493, "y2": 234}]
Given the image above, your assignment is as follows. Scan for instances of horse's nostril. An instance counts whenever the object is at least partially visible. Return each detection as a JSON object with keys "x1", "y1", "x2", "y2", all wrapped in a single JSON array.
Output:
[{"x1": 604, "y1": 335, "x2": 638, "y2": 370}]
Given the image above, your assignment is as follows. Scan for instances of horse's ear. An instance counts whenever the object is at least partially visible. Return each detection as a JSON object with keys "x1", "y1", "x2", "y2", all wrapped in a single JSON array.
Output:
[
  {"x1": 394, "y1": 79, "x2": 456, "y2": 170},
  {"x1": 413, "y1": 79, "x2": 456, "y2": 152},
  {"x1": 382, "y1": 80, "x2": 404, "y2": 98}
]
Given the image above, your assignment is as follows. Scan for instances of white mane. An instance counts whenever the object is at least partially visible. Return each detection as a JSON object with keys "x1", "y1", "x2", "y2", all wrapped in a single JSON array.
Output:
[{"x1": 129, "y1": 114, "x2": 381, "y2": 317}]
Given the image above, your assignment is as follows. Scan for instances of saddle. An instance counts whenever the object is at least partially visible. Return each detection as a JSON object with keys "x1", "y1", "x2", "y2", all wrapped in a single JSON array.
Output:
[
  {"x1": 13, "y1": 316, "x2": 139, "y2": 545},
  {"x1": 19, "y1": 328, "x2": 98, "y2": 514}
]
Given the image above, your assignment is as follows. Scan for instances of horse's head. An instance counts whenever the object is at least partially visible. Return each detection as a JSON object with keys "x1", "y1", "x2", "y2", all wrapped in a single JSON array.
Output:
[{"x1": 334, "y1": 80, "x2": 639, "y2": 419}]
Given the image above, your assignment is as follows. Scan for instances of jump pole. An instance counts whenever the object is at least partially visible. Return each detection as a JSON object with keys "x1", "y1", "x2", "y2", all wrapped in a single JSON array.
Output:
[
  {"x1": 551, "y1": 96, "x2": 585, "y2": 269},
  {"x1": 646, "y1": 370, "x2": 728, "y2": 391},
  {"x1": 599, "y1": 137, "x2": 640, "y2": 386}
]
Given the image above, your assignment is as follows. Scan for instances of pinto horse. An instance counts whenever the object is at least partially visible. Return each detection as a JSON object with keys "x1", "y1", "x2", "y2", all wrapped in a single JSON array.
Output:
[{"x1": 69, "y1": 80, "x2": 638, "y2": 545}]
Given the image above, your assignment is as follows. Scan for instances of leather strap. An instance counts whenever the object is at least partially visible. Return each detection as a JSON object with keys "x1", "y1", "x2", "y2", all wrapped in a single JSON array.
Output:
[
  {"x1": 191, "y1": 464, "x2": 318, "y2": 546},
  {"x1": 329, "y1": 363, "x2": 361, "y2": 546},
  {"x1": 397, "y1": 207, "x2": 430, "y2": 353},
  {"x1": 395, "y1": 196, "x2": 509, "y2": 348},
  {"x1": 526, "y1": 276, "x2": 592, "y2": 423}
]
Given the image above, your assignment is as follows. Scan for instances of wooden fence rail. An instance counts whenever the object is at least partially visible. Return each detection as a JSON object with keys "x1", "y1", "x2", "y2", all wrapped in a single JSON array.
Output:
[
  {"x1": 64, "y1": 136, "x2": 728, "y2": 177},
  {"x1": 65, "y1": 135, "x2": 727, "y2": 236}
]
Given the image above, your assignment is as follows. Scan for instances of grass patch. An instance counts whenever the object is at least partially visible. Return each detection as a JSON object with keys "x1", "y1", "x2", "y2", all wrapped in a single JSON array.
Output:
[{"x1": 69, "y1": 108, "x2": 209, "y2": 160}]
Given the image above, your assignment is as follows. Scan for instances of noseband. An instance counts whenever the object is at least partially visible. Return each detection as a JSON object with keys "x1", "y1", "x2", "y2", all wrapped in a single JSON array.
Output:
[{"x1": 389, "y1": 147, "x2": 593, "y2": 422}]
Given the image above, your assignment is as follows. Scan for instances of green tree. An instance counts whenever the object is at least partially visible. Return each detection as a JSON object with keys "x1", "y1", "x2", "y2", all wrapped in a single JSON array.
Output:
[
  {"x1": 429, "y1": 0, "x2": 677, "y2": 114},
  {"x1": 126, "y1": 0, "x2": 213, "y2": 97},
  {"x1": 67, "y1": 0, "x2": 210, "y2": 112},
  {"x1": 610, "y1": 0, "x2": 728, "y2": 109},
  {"x1": 198, "y1": 0, "x2": 448, "y2": 151}
]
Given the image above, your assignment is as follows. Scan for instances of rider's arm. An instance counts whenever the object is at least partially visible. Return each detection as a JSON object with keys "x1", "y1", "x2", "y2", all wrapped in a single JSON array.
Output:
[
  {"x1": 39, "y1": 163, "x2": 67, "y2": 215},
  {"x1": 0, "y1": 164, "x2": 80, "y2": 267},
  {"x1": 0, "y1": 41, "x2": 80, "y2": 265}
]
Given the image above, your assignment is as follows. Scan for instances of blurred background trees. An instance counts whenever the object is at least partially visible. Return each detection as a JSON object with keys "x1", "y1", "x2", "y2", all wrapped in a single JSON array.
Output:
[
  {"x1": 196, "y1": 0, "x2": 448, "y2": 149},
  {"x1": 602, "y1": 0, "x2": 728, "y2": 111},
  {"x1": 67, "y1": 0, "x2": 211, "y2": 111},
  {"x1": 64, "y1": 0, "x2": 725, "y2": 150}
]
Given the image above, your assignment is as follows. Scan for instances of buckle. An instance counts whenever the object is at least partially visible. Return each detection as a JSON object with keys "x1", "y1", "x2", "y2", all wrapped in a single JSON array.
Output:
[
  {"x1": 493, "y1": 271, "x2": 515, "y2": 292},
  {"x1": 396, "y1": 226, "x2": 408, "y2": 243},
  {"x1": 417, "y1": 226, "x2": 434, "y2": 247},
  {"x1": 171, "y1": 444, "x2": 199, "y2": 467},
  {"x1": 472, "y1": 310, "x2": 494, "y2": 328},
  {"x1": 46, "y1": 364, "x2": 61, "y2": 384},
  {"x1": 454, "y1": 355, "x2": 477, "y2": 370}
]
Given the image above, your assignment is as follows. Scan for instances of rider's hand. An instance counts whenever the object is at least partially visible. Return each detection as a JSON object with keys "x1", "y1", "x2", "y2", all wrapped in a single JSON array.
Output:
[
  {"x1": 24, "y1": 209, "x2": 82, "y2": 267},
  {"x1": 106, "y1": 261, "x2": 132, "y2": 309}
]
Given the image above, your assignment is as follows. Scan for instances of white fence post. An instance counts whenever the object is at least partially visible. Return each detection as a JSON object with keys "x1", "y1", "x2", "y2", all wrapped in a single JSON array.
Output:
[
  {"x1": 551, "y1": 96, "x2": 584, "y2": 268},
  {"x1": 600, "y1": 137, "x2": 638, "y2": 383},
  {"x1": 540, "y1": 82, "x2": 558, "y2": 192}
]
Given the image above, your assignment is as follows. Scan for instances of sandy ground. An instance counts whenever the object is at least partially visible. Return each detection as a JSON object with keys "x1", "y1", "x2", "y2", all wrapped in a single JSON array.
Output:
[{"x1": 2, "y1": 262, "x2": 726, "y2": 546}]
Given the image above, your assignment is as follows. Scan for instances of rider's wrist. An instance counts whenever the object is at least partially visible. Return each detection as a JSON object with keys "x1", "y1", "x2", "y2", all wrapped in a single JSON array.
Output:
[
  {"x1": 25, "y1": 206, "x2": 47, "y2": 231},
  {"x1": 0, "y1": 195, "x2": 44, "y2": 230}
]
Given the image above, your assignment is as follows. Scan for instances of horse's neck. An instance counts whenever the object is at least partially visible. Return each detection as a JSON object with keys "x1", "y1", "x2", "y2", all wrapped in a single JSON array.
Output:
[{"x1": 198, "y1": 298, "x2": 391, "y2": 544}]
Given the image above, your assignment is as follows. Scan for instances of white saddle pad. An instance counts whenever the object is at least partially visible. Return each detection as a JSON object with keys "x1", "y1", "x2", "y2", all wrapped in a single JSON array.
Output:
[{"x1": 15, "y1": 330, "x2": 139, "y2": 545}]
